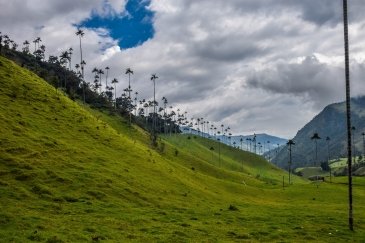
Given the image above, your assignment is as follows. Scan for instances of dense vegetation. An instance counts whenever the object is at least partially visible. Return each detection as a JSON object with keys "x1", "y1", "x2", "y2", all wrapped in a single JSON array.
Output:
[{"x1": 1, "y1": 55, "x2": 365, "y2": 242}]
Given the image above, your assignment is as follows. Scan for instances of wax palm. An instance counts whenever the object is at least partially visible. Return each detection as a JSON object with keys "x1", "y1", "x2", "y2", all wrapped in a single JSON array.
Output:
[
  {"x1": 126, "y1": 68, "x2": 134, "y2": 99},
  {"x1": 287, "y1": 139, "x2": 295, "y2": 184},
  {"x1": 111, "y1": 78, "x2": 118, "y2": 109},
  {"x1": 311, "y1": 132, "x2": 321, "y2": 166},
  {"x1": 342, "y1": 0, "x2": 354, "y2": 230},
  {"x1": 76, "y1": 29, "x2": 86, "y2": 102},
  {"x1": 151, "y1": 74, "x2": 158, "y2": 134}
]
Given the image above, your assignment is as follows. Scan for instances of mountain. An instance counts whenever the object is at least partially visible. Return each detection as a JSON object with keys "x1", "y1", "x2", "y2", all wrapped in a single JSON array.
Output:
[
  {"x1": 272, "y1": 97, "x2": 365, "y2": 169},
  {"x1": 181, "y1": 127, "x2": 287, "y2": 153},
  {"x1": 228, "y1": 134, "x2": 287, "y2": 152}
]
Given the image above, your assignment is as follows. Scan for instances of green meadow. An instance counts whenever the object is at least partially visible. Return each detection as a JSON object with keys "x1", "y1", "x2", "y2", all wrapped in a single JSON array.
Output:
[{"x1": 0, "y1": 56, "x2": 364, "y2": 242}]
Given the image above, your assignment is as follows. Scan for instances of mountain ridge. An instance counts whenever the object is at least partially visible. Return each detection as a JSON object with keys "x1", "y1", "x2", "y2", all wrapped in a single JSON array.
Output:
[{"x1": 273, "y1": 97, "x2": 365, "y2": 168}]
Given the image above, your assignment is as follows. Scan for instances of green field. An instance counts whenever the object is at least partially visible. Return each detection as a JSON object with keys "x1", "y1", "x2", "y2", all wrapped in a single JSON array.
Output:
[
  {"x1": 0, "y1": 56, "x2": 365, "y2": 242},
  {"x1": 330, "y1": 158, "x2": 363, "y2": 168}
]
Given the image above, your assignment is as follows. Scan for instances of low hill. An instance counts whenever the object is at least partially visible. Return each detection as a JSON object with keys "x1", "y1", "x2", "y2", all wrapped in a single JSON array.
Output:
[
  {"x1": 181, "y1": 127, "x2": 287, "y2": 153},
  {"x1": 1, "y1": 56, "x2": 365, "y2": 241},
  {"x1": 273, "y1": 98, "x2": 365, "y2": 169}
]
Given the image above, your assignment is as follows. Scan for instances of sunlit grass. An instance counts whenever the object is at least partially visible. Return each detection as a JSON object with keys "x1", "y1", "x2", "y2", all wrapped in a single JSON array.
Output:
[{"x1": 0, "y1": 56, "x2": 364, "y2": 242}]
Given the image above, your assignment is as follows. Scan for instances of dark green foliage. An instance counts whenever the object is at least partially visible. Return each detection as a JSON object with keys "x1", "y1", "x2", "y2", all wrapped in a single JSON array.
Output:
[
  {"x1": 228, "y1": 204, "x2": 239, "y2": 211},
  {"x1": 158, "y1": 142, "x2": 165, "y2": 153},
  {"x1": 320, "y1": 161, "x2": 330, "y2": 171}
]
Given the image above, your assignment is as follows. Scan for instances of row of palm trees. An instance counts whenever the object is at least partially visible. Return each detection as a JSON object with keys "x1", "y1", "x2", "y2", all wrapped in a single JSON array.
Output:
[{"x1": 2, "y1": 30, "x2": 279, "y2": 158}]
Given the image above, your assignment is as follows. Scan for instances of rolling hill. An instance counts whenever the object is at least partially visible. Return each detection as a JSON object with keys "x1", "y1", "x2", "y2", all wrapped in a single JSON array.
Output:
[{"x1": 0, "y1": 55, "x2": 365, "y2": 241}]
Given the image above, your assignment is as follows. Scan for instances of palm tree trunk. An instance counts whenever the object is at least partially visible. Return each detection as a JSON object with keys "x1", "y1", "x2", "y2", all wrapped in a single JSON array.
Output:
[
  {"x1": 288, "y1": 144, "x2": 292, "y2": 184},
  {"x1": 128, "y1": 73, "x2": 131, "y2": 100},
  {"x1": 79, "y1": 37, "x2": 83, "y2": 78},
  {"x1": 314, "y1": 139, "x2": 318, "y2": 166},
  {"x1": 343, "y1": 0, "x2": 354, "y2": 231},
  {"x1": 153, "y1": 80, "x2": 156, "y2": 135},
  {"x1": 114, "y1": 83, "x2": 117, "y2": 109},
  {"x1": 78, "y1": 36, "x2": 85, "y2": 104}
]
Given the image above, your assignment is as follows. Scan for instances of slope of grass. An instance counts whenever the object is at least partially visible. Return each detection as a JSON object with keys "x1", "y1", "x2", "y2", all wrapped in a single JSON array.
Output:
[
  {"x1": 295, "y1": 167, "x2": 329, "y2": 178},
  {"x1": 0, "y1": 56, "x2": 365, "y2": 242}
]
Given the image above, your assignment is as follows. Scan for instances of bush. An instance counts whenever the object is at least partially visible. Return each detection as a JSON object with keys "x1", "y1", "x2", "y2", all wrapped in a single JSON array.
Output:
[{"x1": 228, "y1": 204, "x2": 239, "y2": 211}]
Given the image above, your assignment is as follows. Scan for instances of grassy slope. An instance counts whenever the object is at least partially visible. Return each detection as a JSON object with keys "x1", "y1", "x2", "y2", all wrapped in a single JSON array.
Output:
[
  {"x1": 0, "y1": 56, "x2": 364, "y2": 242},
  {"x1": 295, "y1": 157, "x2": 364, "y2": 178}
]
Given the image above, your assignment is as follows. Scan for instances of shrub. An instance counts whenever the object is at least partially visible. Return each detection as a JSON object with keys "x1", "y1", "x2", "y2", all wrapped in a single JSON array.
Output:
[{"x1": 228, "y1": 204, "x2": 239, "y2": 211}]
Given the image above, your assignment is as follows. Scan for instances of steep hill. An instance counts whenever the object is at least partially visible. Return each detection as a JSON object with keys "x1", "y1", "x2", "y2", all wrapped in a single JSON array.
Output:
[
  {"x1": 0, "y1": 56, "x2": 365, "y2": 241},
  {"x1": 273, "y1": 98, "x2": 365, "y2": 168}
]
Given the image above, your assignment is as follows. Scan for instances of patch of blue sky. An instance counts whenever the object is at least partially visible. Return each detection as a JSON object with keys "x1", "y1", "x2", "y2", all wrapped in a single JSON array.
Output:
[{"x1": 80, "y1": 0, "x2": 154, "y2": 49}]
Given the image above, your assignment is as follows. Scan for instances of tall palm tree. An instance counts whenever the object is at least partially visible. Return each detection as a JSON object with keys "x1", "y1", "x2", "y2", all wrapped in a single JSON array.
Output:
[
  {"x1": 126, "y1": 68, "x2": 134, "y2": 99},
  {"x1": 22, "y1": 40, "x2": 30, "y2": 53},
  {"x1": 311, "y1": 133, "x2": 321, "y2": 166},
  {"x1": 105, "y1": 66, "x2": 110, "y2": 90},
  {"x1": 134, "y1": 92, "x2": 138, "y2": 116},
  {"x1": 68, "y1": 47, "x2": 73, "y2": 70},
  {"x1": 60, "y1": 51, "x2": 70, "y2": 67},
  {"x1": 60, "y1": 50, "x2": 70, "y2": 88},
  {"x1": 343, "y1": 0, "x2": 353, "y2": 231},
  {"x1": 362, "y1": 132, "x2": 365, "y2": 159},
  {"x1": 352, "y1": 126, "x2": 356, "y2": 161},
  {"x1": 162, "y1": 97, "x2": 168, "y2": 134},
  {"x1": 36, "y1": 37, "x2": 41, "y2": 49},
  {"x1": 253, "y1": 134, "x2": 257, "y2": 154},
  {"x1": 98, "y1": 69, "x2": 104, "y2": 93},
  {"x1": 33, "y1": 37, "x2": 41, "y2": 52},
  {"x1": 217, "y1": 134, "x2": 221, "y2": 167},
  {"x1": 287, "y1": 139, "x2": 295, "y2": 184},
  {"x1": 151, "y1": 74, "x2": 158, "y2": 135},
  {"x1": 111, "y1": 78, "x2": 118, "y2": 109},
  {"x1": 326, "y1": 136, "x2": 332, "y2": 183},
  {"x1": 76, "y1": 29, "x2": 84, "y2": 76},
  {"x1": 32, "y1": 39, "x2": 37, "y2": 52},
  {"x1": 0, "y1": 32, "x2": 2, "y2": 53},
  {"x1": 76, "y1": 29, "x2": 85, "y2": 103}
]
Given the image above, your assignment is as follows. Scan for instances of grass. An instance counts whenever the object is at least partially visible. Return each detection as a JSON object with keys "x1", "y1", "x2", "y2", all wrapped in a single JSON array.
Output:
[
  {"x1": 0, "y1": 55, "x2": 365, "y2": 242},
  {"x1": 330, "y1": 157, "x2": 362, "y2": 168},
  {"x1": 295, "y1": 167, "x2": 329, "y2": 178}
]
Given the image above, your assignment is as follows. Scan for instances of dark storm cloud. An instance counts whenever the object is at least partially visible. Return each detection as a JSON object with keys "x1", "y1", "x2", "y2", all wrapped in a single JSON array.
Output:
[
  {"x1": 290, "y1": 0, "x2": 365, "y2": 26},
  {"x1": 193, "y1": 37, "x2": 268, "y2": 63},
  {"x1": 246, "y1": 55, "x2": 345, "y2": 108},
  {"x1": 223, "y1": 0, "x2": 364, "y2": 26}
]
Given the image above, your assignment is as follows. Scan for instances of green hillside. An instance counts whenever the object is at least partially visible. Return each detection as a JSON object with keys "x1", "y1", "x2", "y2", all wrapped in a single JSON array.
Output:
[{"x1": 0, "y1": 56, "x2": 365, "y2": 242}]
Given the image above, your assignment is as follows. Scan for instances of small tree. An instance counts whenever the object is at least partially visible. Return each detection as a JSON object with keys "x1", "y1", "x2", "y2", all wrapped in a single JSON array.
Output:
[
  {"x1": 287, "y1": 139, "x2": 295, "y2": 184},
  {"x1": 311, "y1": 132, "x2": 321, "y2": 166}
]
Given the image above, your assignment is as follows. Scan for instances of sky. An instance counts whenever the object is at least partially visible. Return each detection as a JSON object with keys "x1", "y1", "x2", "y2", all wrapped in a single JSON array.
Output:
[{"x1": 1, "y1": 0, "x2": 365, "y2": 138}]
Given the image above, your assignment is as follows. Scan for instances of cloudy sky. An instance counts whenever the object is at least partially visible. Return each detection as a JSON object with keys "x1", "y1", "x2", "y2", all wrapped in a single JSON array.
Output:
[{"x1": 1, "y1": 0, "x2": 365, "y2": 138}]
